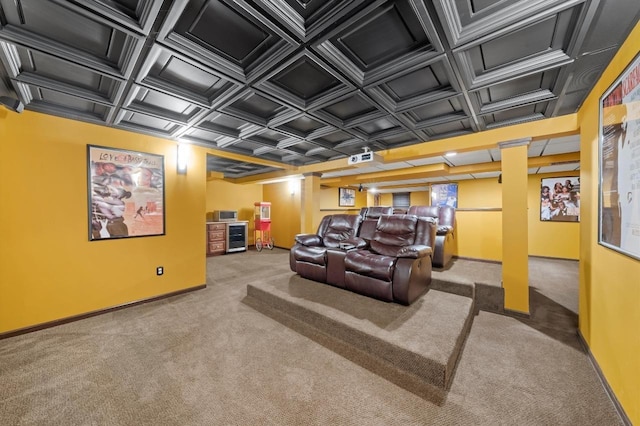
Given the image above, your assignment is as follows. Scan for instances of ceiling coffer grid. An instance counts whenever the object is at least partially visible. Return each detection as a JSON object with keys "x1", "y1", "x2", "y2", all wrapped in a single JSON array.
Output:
[{"x1": 0, "y1": 0, "x2": 638, "y2": 180}]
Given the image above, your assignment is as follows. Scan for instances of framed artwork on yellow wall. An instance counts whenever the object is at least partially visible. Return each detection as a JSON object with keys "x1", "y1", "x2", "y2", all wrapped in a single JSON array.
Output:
[
  {"x1": 540, "y1": 177, "x2": 580, "y2": 222},
  {"x1": 87, "y1": 145, "x2": 165, "y2": 240},
  {"x1": 430, "y1": 183, "x2": 458, "y2": 208},
  {"x1": 339, "y1": 187, "x2": 356, "y2": 207},
  {"x1": 599, "y1": 51, "x2": 640, "y2": 260}
]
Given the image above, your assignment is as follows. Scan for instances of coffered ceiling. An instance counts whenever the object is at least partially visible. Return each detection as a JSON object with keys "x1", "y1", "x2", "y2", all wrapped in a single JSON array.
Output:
[{"x1": 1, "y1": 0, "x2": 638, "y2": 188}]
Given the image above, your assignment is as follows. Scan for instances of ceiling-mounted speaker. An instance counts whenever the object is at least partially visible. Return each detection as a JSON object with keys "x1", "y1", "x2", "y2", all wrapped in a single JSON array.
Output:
[{"x1": 0, "y1": 96, "x2": 24, "y2": 113}]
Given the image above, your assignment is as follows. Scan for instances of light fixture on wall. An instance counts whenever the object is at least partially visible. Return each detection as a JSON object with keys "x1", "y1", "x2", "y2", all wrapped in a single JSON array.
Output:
[
  {"x1": 288, "y1": 178, "x2": 298, "y2": 196},
  {"x1": 0, "y1": 96, "x2": 24, "y2": 113},
  {"x1": 177, "y1": 143, "x2": 189, "y2": 174},
  {"x1": 358, "y1": 183, "x2": 363, "y2": 192}
]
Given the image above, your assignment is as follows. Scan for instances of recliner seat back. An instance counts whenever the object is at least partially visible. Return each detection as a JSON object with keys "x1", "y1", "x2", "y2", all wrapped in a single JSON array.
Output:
[
  {"x1": 317, "y1": 214, "x2": 362, "y2": 248},
  {"x1": 370, "y1": 215, "x2": 418, "y2": 257},
  {"x1": 358, "y1": 206, "x2": 394, "y2": 241}
]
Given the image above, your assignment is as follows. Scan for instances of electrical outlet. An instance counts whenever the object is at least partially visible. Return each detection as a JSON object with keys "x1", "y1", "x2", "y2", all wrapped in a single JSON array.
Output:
[{"x1": 156, "y1": 266, "x2": 163, "y2": 276}]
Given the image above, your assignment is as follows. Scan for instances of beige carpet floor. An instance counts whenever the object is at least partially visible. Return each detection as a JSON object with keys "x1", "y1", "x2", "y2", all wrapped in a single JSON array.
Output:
[{"x1": 0, "y1": 249, "x2": 622, "y2": 425}]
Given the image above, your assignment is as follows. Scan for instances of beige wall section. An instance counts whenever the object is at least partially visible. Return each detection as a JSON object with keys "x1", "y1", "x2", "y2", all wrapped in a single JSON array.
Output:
[
  {"x1": 263, "y1": 181, "x2": 301, "y2": 249},
  {"x1": 205, "y1": 179, "x2": 262, "y2": 244},
  {"x1": 0, "y1": 111, "x2": 206, "y2": 334},
  {"x1": 528, "y1": 172, "x2": 580, "y2": 259},
  {"x1": 578, "y1": 20, "x2": 640, "y2": 424}
]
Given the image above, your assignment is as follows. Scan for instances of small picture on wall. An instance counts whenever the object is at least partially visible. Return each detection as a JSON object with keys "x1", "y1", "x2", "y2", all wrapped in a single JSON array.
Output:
[
  {"x1": 339, "y1": 187, "x2": 356, "y2": 207},
  {"x1": 540, "y1": 177, "x2": 580, "y2": 222},
  {"x1": 431, "y1": 183, "x2": 458, "y2": 208},
  {"x1": 88, "y1": 145, "x2": 165, "y2": 240}
]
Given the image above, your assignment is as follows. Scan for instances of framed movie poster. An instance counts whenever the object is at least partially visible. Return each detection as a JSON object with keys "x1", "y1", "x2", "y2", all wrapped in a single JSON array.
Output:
[
  {"x1": 339, "y1": 187, "x2": 356, "y2": 207},
  {"x1": 540, "y1": 177, "x2": 580, "y2": 222},
  {"x1": 599, "y1": 52, "x2": 640, "y2": 260},
  {"x1": 87, "y1": 145, "x2": 165, "y2": 240},
  {"x1": 431, "y1": 183, "x2": 458, "y2": 208}
]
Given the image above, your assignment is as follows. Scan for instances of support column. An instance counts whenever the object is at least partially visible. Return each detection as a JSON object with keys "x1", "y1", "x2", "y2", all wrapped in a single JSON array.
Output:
[
  {"x1": 301, "y1": 172, "x2": 322, "y2": 234},
  {"x1": 500, "y1": 138, "x2": 530, "y2": 315}
]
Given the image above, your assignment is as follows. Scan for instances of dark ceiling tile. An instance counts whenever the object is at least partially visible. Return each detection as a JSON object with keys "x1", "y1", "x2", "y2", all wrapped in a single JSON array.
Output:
[
  {"x1": 219, "y1": 89, "x2": 297, "y2": 126},
  {"x1": 196, "y1": 111, "x2": 262, "y2": 139},
  {"x1": 136, "y1": 45, "x2": 241, "y2": 108},
  {"x1": 24, "y1": 85, "x2": 111, "y2": 124},
  {"x1": 366, "y1": 58, "x2": 459, "y2": 112},
  {"x1": 273, "y1": 113, "x2": 334, "y2": 140},
  {"x1": 0, "y1": 0, "x2": 143, "y2": 78},
  {"x1": 122, "y1": 85, "x2": 203, "y2": 125},
  {"x1": 256, "y1": 50, "x2": 355, "y2": 110},
  {"x1": 398, "y1": 96, "x2": 469, "y2": 130},
  {"x1": 453, "y1": 4, "x2": 583, "y2": 89},
  {"x1": 7, "y1": 45, "x2": 122, "y2": 105},
  {"x1": 115, "y1": 109, "x2": 182, "y2": 136},
  {"x1": 433, "y1": 0, "x2": 571, "y2": 47},
  {"x1": 316, "y1": 0, "x2": 443, "y2": 85},
  {"x1": 157, "y1": 0, "x2": 298, "y2": 83},
  {"x1": 311, "y1": 91, "x2": 385, "y2": 127},
  {"x1": 253, "y1": 0, "x2": 366, "y2": 41}
]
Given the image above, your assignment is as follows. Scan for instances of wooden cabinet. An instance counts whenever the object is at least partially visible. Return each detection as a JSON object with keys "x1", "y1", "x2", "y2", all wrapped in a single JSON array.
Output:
[{"x1": 206, "y1": 222, "x2": 226, "y2": 256}]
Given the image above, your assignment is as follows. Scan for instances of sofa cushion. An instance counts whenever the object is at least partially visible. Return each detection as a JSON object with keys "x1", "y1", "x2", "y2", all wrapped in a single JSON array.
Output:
[
  {"x1": 294, "y1": 245, "x2": 328, "y2": 266},
  {"x1": 323, "y1": 215, "x2": 360, "y2": 248},
  {"x1": 370, "y1": 215, "x2": 417, "y2": 257},
  {"x1": 344, "y1": 250, "x2": 397, "y2": 281}
]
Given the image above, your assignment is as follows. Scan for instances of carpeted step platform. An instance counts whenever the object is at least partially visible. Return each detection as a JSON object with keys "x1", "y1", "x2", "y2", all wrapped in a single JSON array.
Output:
[{"x1": 243, "y1": 275, "x2": 474, "y2": 390}]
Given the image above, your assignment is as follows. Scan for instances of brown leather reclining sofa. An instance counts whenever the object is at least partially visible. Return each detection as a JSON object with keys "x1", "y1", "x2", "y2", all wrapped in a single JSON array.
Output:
[
  {"x1": 407, "y1": 205, "x2": 456, "y2": 268},
  {"x1": 290, "y1": 212, "x2": 436, "y2": 305}
]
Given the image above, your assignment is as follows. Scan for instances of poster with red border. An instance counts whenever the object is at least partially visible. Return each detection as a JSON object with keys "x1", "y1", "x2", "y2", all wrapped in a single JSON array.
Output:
[{"x1": 87, "y1": 145, "x2": 165, "y2": 240}]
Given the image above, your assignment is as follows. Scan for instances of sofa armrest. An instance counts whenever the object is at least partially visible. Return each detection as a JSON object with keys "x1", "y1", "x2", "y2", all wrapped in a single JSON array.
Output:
[
  {"x1": 437, "y1": 225, "x2": 454, "y2": 236},
  {"x1": 295, "y1": 234, "x2": 323, "y2": 246},
  {"x1": 397, "y1": 244, "x2": 432, "y2": 259}
]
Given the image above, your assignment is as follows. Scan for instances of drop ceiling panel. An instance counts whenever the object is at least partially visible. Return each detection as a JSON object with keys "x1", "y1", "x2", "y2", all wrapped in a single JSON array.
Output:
[
  {"x1": 446, "y1": 150, "x2": 493, "y2": 166},
  {"x1": 157, "y1": 0, "x2": 298, "y2": 83},
  {"x1": 116, "y1": 110, "x2": 182, "y2": 136},
  {"x1": 453, "y1": 4, "x2": 583, "y2": 89},
  {"x1": 0, "y1": 0, "x2": 143, "y2": 77},
  {"x1": 406, "y1": 156, "x2": 447, "y2": 166},
  {"x1": 123, "y1": 85, "x2": 202, "y2": 124},
  {"x1": 316, "y1": 0, "x2": 443, "y2": 85},
  {"x1": 27, "y1": 86, "x2": 111, "y2": 122},
  {"x1": 136, "y1": 45, "x2": 241, "y2": 108},
  {"x1": 255, "y1": 51, "x2": 355, "y2": 110},
  {"x1": 537, "y1": 163, "x2": 580, "y2": 173},
  {"x1": 5, "y1": 45, "x2": 122, "y2": 105},
  {"x1": 540, "y1": 135, "x2": 581, "y2": 154}
]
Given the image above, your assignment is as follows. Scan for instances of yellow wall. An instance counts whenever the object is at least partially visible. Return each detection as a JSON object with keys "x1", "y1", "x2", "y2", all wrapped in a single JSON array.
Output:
[
  {"x1": 0, "y1": 111, "x2": 206, "y2": 334},
  {"x1": 263, "y1": 181, "x2": 301, "y2": 249},
  {"x1": 452, "y1": 174, "x2": 580, "y2": 261},
  {"x1": 455, "y1": 178, "x2": 503, "y2": 261},
  {"x1": 319, "y1": 186, "x2": 366, "y2": 212},
  {"x1": 205, "y1": 179, "x2": 263, "y2": 244},
  {"x1": 410, "y1": 191, "x2": 429, "y2": 206},
  {"x1": 578, "y1": 21, "x2": 640, "y2": 423},
  {"x1": 528, "y1": 172, "x2": 580, "y2": 259}
]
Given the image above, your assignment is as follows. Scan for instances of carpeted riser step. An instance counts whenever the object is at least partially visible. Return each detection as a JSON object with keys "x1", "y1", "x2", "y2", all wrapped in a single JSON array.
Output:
[{"x1": 245, "y1": 282, "x2": 474, "y2": 390}]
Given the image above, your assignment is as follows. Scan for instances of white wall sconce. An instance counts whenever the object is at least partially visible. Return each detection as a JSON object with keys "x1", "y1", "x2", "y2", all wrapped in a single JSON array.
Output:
[
  {"x1": 288, "y1": 178, "x2": 298, "y2": 195},
  {"x1": 177, "y1": 143, "x2": 189, "y2": 174}
]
